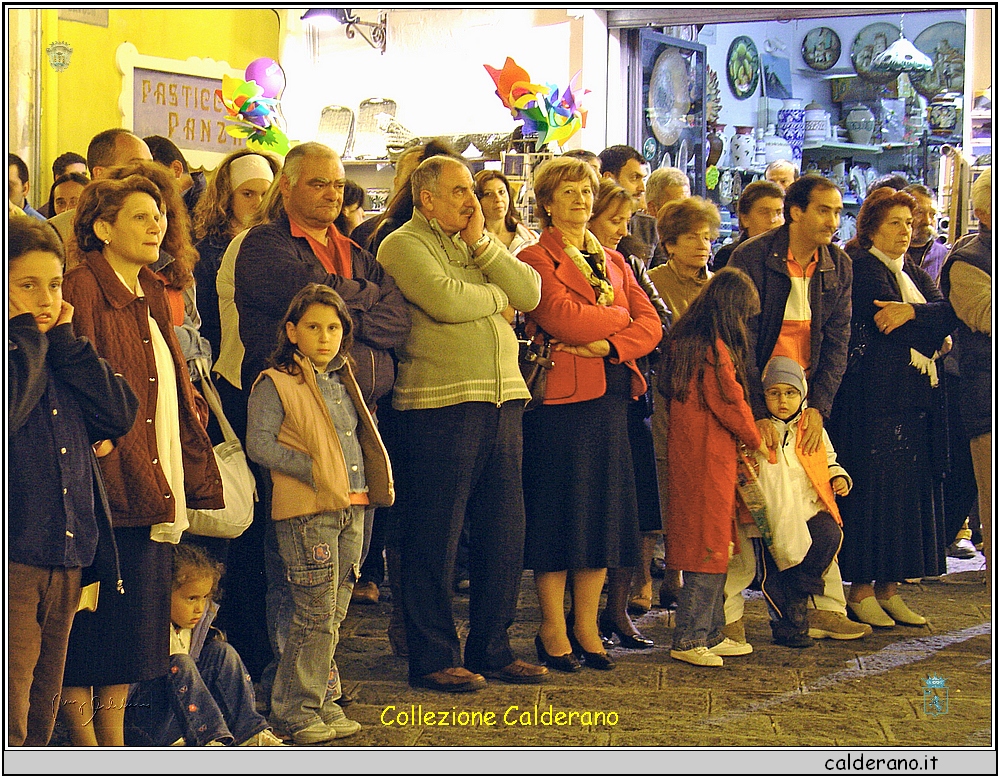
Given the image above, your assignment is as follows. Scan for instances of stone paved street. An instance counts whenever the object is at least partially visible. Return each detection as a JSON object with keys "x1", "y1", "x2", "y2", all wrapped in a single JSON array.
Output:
[
  {"x1": 38, "y1": 555, "x2": 992, "y2": 775},
  {"x1": 326, "y1": 556, "x2": 991, "y2": 750}
]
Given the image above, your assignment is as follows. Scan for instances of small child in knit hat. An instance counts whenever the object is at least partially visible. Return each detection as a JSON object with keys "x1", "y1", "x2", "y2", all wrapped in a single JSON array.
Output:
[{"x1": 755, "y1": 356, "x2": 853, "y2": 647}]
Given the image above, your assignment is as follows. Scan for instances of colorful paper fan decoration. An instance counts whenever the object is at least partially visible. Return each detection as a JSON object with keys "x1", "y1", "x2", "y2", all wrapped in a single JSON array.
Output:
[
  {"x1": 216, "y1": 73, "x2": 291, "y2": 156},
  {"x1": 484, "y1": 57, "x2": 587, "y2": 150}
]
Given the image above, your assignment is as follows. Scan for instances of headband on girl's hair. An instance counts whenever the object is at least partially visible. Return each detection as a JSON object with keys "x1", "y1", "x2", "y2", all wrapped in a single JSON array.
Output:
[{"x1": 229, "y1": 154, "x2": 275, "y2": 190}]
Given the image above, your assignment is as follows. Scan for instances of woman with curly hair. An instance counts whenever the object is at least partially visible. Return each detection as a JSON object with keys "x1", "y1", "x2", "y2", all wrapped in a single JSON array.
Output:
[
  {"x1": 830, "y1": 187, "x2": 957, "y2": 628},
  {"x1": 60, "y1": 174, "x2": 223, "y2": 745},
  {"x1": 192, "y1": 150, "x2": 281, "y2": 359}
]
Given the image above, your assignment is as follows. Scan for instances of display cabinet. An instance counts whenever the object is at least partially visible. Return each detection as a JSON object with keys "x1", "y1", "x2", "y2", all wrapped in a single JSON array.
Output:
[{"x1": 626, "y1": 29, "x2": 707, "y2": 196}]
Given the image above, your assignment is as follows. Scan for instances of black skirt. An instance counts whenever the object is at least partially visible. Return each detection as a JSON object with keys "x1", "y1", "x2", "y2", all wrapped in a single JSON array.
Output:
[
  {"x1": 832, "y1": 397, "x2": 944, "y2": 583},
  {"x1": 63, "y1": 527, "x2": 173, "y2": 686},
  {"x1": 523, "y1": 362, "x2": 640, "y2": 571}
]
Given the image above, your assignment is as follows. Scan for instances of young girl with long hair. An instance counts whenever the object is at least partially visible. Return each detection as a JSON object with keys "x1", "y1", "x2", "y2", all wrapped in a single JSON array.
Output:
[
  {"x1": 658, "y1": 267, "x2": 766, "y2": 667},
  {"x1": 245, "y1": 283, "x2": 393, "y2": 744}
]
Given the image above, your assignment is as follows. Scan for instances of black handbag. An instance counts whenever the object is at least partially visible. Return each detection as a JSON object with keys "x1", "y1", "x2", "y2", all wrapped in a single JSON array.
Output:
[{"x1": 514, "y1": 312, "x2": 554, "y2": 410}]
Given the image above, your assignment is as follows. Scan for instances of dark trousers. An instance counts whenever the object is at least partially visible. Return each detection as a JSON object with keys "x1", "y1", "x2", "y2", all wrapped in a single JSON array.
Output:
[
  {"x1": 760, "y1": 511, "x2": 843, "y2": 623},
  {"x1": 8, "y1": 563, "x2": 81, "y2": 746},
  {"x1": 396, "y1": 401, "x2": 526, "y2": 679}
]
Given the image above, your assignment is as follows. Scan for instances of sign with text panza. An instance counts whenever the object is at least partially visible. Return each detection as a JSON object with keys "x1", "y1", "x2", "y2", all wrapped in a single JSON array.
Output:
[{"x1": 132, "y1": 67, "x2": 245, "y2": 154}]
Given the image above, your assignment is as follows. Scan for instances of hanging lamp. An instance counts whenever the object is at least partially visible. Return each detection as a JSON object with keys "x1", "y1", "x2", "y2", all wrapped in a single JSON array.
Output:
[{"x1": 869, "y1": 15, "x2": 933, "y2": 75}]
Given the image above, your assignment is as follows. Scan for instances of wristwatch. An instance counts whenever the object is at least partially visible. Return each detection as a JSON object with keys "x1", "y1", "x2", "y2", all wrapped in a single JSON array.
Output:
[{"x1": 469, "y1": 234, "x2": 491, "y2": 253}]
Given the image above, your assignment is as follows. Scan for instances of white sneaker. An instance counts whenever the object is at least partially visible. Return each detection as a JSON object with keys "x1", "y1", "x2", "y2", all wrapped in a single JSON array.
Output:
[
  {"x1": 670, "y1": 646, "x2": 724, "y2": 667},
  {"x1": 239, "y1": 728, "x2": 289, "y2": 746},
  {"x1": 292, "y1": 718, "x2": 361, "y2": 744},
  {"x1": 708, "y1": 637, "x2": 753, "y2": 656}
]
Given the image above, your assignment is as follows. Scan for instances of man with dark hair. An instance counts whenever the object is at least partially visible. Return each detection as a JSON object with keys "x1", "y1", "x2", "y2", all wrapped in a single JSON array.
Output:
[
  {"x1": 599, "y1": 144, "x2": 667, "y2": 267},
  {"x1": 37, "y1": 152, "x2": 89, "y2": 217},
  {"x1": 49, "y1": 129, "x2": 153, "y2": 244},
  {"x1": 52, "y1": 151, "x2": 87, "y2": 179},
  {"x1": 144, "y1": 135, "x2": 206, "y2": 216},
  {"x1": 729, "y1": 174, "x2": 860, "y2": 641},
  {"x1": 561, "y1": 148, "x2": 601, "y2": 176},
  {"x1": 731, "y1": 175, "x2": 851, "y2": 450},
  {"x1": 8, "y1": 153, "x2": 44, "y2": 221},
  {"x1": 377, "y1": 155, "x2": 546, "y2": 693}
]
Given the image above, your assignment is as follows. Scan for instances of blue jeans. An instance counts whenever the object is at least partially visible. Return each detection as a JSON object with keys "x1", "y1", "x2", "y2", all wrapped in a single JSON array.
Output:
[
  {"x1": 124, "y1": 639, "x2": 268, "y2": 746},
  {"x1": 672, "y1": 571, "x2": 726, "y2": 651},
  {"x1": 270, "y1": 506, "x2": 363, "y2": 734},
  {"x1": 262, "y1": 507, "x2": 373, "y2": 703}
]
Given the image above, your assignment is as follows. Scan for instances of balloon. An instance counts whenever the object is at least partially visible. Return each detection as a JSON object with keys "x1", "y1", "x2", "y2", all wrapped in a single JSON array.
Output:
[{"x1": 245, "y1": 57, "x2": 286, "y2": 99}]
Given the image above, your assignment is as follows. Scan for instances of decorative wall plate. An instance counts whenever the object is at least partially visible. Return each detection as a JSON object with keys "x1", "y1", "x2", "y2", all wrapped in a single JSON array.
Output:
[
  {"x1": 801, "y1": 26, "x2": 841, "y2": 72},
  {"x1": 911, "y1": 21, "x2": 966, "y2": 99},
  {"x1": 648, "y1": 46, "x2": 691, "y2": 146},
  {"x1": 850, "y1": 22, "x2": 900, "y2": 82},
  {"x1": 727, "y1": 36, "x2": 759, "y2": 100}
]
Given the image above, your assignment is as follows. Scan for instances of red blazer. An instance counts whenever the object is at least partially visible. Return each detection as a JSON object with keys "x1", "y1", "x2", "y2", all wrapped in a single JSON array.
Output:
[
  {"x1": 664, "y1": 340, "x2": 761, "y2": 573},
  {"x1": 518, "y1": 227, "x2": 661, "y2": 404}
]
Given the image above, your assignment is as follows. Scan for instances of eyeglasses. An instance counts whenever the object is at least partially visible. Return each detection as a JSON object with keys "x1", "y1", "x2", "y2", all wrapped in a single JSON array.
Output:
[{"x1": 764, "y1": 388, "x2": 802, "y2": 401}]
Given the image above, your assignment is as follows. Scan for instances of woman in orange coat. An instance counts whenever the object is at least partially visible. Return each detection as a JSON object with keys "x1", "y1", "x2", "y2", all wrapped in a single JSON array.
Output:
[
  {"x1": 518, "y1": 157, "x2": 661, "y2": 672},
  {"x1": 659, "y1": 267, "x2": 765, "y2": 667}
]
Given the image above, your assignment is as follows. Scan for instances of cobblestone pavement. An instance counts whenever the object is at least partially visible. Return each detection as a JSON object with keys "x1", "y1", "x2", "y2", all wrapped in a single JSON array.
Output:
[
  {"x1": 44, "y1": 555, "x2": 991, "y2": 768},
  {"x1": 326, "y1": 555, "x2": 992, "y2": 750}
]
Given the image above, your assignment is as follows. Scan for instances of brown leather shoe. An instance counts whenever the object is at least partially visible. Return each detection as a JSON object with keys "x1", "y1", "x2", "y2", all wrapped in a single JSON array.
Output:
[
  {"x1": 479, "y1": 659, "x2": 548, "y2": 684},
  {"x1": 412, "y1": 667, "x2": 487, "y2": 692}
]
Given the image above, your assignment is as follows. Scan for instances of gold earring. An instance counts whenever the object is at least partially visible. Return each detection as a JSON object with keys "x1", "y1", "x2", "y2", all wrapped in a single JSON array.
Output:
[{"x1": 103, "y1": 239, "x2": 110, "y2": 245}]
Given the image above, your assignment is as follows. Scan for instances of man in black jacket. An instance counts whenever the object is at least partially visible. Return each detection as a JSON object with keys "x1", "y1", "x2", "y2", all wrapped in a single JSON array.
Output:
[
  {"x1": 234, "y1": 141, "x2": 410, "y2": 407},
  {"x1": 729, "y1": 175, "x2": 852, "y2": 454},
  {"x1": 728, "y1": 174, "x2": 860, "y2": 642}
]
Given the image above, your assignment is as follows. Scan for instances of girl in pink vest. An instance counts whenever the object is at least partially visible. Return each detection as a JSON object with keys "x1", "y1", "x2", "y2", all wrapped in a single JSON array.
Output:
[{"x1": 246, "y1": 284, "x2": 393, "y2": 745}]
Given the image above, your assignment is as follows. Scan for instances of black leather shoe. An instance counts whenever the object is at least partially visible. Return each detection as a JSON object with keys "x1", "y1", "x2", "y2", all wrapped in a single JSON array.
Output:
[
  {"x1": 534, "y1": 634, "x2": 581, "y2": 673},
  {"x1": 566, "y1": 611, "x2": 613, "y2": 650},
  {"x1": 333, "y1": 691, "x2": 354, "y2": 707},
  {"x1": 599, "y1": 617, "x2": 654, "y2": 649},
  {"x1": 579, "y1": 649, "x2": 616, "y2": 671}
]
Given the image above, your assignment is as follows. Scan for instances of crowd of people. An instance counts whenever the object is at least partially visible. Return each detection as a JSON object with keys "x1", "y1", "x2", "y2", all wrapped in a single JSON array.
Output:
[{"x1": 8, "y1": 130, "x2": 992, "y2": 747}]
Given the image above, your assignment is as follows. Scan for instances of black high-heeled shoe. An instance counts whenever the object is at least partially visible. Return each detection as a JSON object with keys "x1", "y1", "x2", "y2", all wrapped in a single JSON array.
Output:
[
  {"x1": 579, "y1": 649, "x2": 616, "y2": 671},
  {"x1": 534, "y1": 634, "x2": 581, "y2": 673},
  {"x1": 568, "y1": 628, "x2": 617, "y2": 670},
  {"x1": 599, "y1": 617, "x2": 654, "y2": 649},
  {"x1": 567, "y1": 611, "x2": 614, "y2": 651}
]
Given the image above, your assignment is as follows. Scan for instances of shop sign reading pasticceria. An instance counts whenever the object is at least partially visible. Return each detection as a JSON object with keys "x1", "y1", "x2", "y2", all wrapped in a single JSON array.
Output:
[{"x1": 132, "y1": 67, "x2": 245, "y2": 154}]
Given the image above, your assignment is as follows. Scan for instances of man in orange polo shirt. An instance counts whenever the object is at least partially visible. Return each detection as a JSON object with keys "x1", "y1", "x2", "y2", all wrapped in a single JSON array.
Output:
[{"x1": 729, "y1": 175, "x2": 864, "y2": 641}]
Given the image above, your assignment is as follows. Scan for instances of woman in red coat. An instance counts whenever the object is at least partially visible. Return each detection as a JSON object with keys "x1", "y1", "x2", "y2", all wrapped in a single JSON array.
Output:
[
  {"x1": 659, "y1": 267, "x2": 764, "y2": 667},
  {"x1": 518, "y1": 157, "x2": 661, "y2": 672}
]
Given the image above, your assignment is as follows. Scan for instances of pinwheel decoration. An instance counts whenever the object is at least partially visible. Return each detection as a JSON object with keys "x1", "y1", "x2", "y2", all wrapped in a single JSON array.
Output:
[
  {"x1": 484, "y1": 57, "x2": 587, "y2": 150},
  {"x1": 216, "y1": 73, "x2": 291, "y2": 156}
]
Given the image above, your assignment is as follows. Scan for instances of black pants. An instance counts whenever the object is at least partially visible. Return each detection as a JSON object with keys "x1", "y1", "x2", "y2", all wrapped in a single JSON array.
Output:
[
  {"x1": 759, "y1": 511, "x2": 843, "y2": 623},
  {"x1": 395, "y1": 401, "x2": 526, "y2": 679}
]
